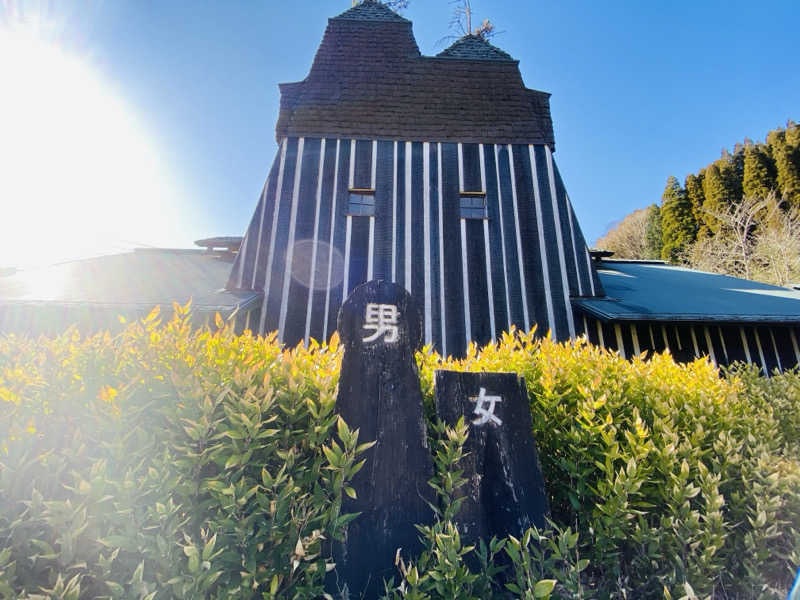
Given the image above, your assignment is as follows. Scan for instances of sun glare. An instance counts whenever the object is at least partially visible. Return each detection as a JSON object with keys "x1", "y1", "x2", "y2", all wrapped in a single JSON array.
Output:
[{"x1": 0, "y1": 24, "x2": 186, "y2": 268}]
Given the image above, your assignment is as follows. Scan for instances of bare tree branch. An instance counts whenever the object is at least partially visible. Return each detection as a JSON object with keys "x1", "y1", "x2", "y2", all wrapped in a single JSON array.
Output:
[{"x1": 681, "y1": 192, "x2": 800, "y2": 286}]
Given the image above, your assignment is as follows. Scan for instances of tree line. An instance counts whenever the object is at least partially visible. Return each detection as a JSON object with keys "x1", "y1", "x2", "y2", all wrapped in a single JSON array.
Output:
[{"x1": 597, "y1": 120, "x2": 800, "y2": 286}]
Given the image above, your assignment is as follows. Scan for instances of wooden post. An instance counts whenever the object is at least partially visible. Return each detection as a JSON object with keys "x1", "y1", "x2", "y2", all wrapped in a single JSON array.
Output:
[
  {"x1": 433, "y1": 370, "x2": 549, "y2": 544},
  {"x1": 330, "y1": 280, "x2": 434, "y2": 598}
]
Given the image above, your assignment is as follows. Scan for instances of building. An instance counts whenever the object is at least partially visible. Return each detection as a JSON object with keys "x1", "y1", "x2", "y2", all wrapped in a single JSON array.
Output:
[
  {"x1": 4, "y1": 1, "x2": 799, "y2": 374},
  {"x1": 227, "y1": 0, "x2": 800, "y2": 372},
  {"x1": 229, "y1": 0, "x2": 601, "y2": 357},
  {"x1": 577, "y1": 259, "x2": 800, "y2": 375},
  {"x1": 0, "y1": 242, "x2": 258, "y2": 335}
]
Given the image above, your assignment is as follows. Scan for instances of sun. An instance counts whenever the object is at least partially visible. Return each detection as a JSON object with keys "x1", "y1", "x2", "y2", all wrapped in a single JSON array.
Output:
[{"x1": 0, "y1": 24, "x2": 185, "y2": 268}]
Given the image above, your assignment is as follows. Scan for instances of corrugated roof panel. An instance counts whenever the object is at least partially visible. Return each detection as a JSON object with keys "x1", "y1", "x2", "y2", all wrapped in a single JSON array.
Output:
[{"x1": 573, "y1": 261, "x2": 800, "y2": 323}]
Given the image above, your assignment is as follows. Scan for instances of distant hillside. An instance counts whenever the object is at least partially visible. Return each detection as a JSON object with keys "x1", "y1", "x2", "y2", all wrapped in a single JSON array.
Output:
[{"x1": 596, "y1": 121, "x2": 800, "y2": 285}]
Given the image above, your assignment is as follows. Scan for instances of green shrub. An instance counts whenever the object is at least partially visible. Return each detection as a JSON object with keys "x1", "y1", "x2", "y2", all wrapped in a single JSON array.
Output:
[
  {"x1": 1, "y1": 311, "x2": 798, "y2": 598},
  {"x1": 0, "y1": 305, "x2": 367, "y2": 599},
  {"x1": 419, "y1": 330, "x2": 800, "y2": 598}
]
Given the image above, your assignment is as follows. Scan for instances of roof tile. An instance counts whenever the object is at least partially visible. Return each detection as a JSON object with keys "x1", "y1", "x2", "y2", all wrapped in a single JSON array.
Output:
[{"x1": 275, "y1": 10, "x2": 554, "y2": 146}]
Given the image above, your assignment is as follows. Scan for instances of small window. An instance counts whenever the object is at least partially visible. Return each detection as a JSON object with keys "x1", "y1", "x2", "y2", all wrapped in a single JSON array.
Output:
[
  {"x1": 348, "y1": 189, "x2": 375, "y2": 216},
  {"x1": 459, "y1": 192, "x2": 487, "y2": 219}
]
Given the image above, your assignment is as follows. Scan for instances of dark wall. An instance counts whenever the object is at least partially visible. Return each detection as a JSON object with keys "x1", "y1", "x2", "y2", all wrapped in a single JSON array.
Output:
[{"x1": 230, "y1": 137, "x2": 600, "y2": 355}]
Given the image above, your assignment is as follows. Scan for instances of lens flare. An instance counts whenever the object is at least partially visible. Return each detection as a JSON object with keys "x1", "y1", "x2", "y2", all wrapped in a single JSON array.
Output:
[{"x1": 0, "y1": 16, "x2": 184, "y2": 269}]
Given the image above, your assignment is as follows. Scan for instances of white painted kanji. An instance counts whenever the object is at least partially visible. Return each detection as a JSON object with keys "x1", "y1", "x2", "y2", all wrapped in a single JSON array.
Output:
[
  {"x1": 470, "y1": 387, "x2": 502, "y2": 426},
  {"x1": 362, "y1": 303, "x2": 400, "y2": 343}
]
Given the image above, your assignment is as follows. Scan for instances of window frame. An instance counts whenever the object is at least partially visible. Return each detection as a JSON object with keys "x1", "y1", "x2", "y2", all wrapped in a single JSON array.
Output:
[
  {"x1": 459, "y1": 190, "x2": 487, "y2": 220},
  {"x1": 347, "y1": 188, "x2": 376, "y2": 217}
]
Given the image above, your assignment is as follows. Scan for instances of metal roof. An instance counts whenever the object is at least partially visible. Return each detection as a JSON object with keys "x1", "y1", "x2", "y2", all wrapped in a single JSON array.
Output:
[
  {"x1": 573, "y1": 260, "x2": 800, "y2": 324},
  {"x1": 0, "y1": 249, "x2": 261, "y2": 334}
]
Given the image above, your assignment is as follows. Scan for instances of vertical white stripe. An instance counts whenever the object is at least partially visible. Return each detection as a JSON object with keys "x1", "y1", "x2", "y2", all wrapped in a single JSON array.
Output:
[
  {"x1": 457, "y1": 143, "x2": 465, "y2": 191},
  {"x1": 493, "y1": 145, "x2": 512, "y2": 330},
  {"x1": 661, "y1": 325, "x2": 670, "y2": 353},
  {"x1": 739, "y1": 328, "x2": 753, "y2": 365},
  {"x1": 674, "y1": 326, "x2": 683, "y2": 350},
  {"x1": 405, "y1": 141, "x2": 412, "y2": 292},
  {"x1": 596, "y1": 320, "x2": 605, "y2": 347},
  {"x1": 478, "y1": 144, "x2": 487, "y2": 191},
  {"x1": 371, "y1": 140, "x2": 377, "y2": 188},
  {"x1": 566, "y1": 199, "x2": 584, "y2": 296},
  {"x1": 437, "y1": 144, "x2": 447, "y2": 357},
  {"x1": 754, "y1": 329, "x2": 769, "y2": 376},
  {"x1": 259, "y1": 138, "x2": 289, "y2": 334},
  {"x1": 703, "y1": 326, "x2": 717, "y2": 366},
  {"x1": 585, "y1": 249, "x2": 596, "y2": 296},
  {"x1": 690, "y1": 327, "x2": 700, "y2": 359},
  {"x1": 631, "y1": 324, "x2": 641, "y2": 356},
  {"x1": 545, "y1": 145, "x2": 576, "y2": 338},
  {"x1": 483, "y1": 219, "x2": 496, "y2": 342},
  {"x1": 528, "y1": 145, "x2": 552, "y2": 336},
  {"x1": 348, "y1": 139, "x2": 356, "y2": 189},
  {"x1": 460, "y1": 219, "x2": 472, "y2": 346},
  {"x1": 251, "y1": 172, "x2": 274, "y2": 287},
  {"x1": 791, "y1": 329, "x2": 800, "y2": 365},
  {"x1": 342, "y1": 216, "x2": 352, "y2": 300},
  {"x1": 245, "y1": 310, "x2": 251, "y2": 332},
  {"x1": 322, "y1": 140, "x2": 341, "y2": 341},
  {"x1": 278, "y1": 137, "x2": 305, "y2": 341},
  {"x1": 367, "y1": 139, "x2": 377, "y2": 284},
  {"x1": 236, "y1": 231, "x2": 249, "y2": 288},
  {"x1": 367, "y1": 217, "x2": 375, "y2": 281},
  {"x1": 423, "y1": 143, "x2": 432, "y2": 345},
  {"x1": 240, "y1": 186, "x2": 268, "y2": 288},
  {"x1": 507, "y1": 146, "x2": 530, "y2": 332},
  {"x1": 304, "y1": 138, "x2": 326, "y2": 345},
  {"x1": 582, "y1": 315, "x2": 589, "y2": 339},
  {"x1": 769, "y1": 328, "x2": 782, "y2": 373},
  {"x1": 614, "y1": 324, "x2": 626, "y2": 358},
  {"x1": 367, "y1": 140, "x2": 376, "y2": 280},
  {"x1": 718, "y1": 327, "x2": 729, "y2": 364},
  {"x1": 478, "y1": 145, "x2": 495, "y2": 342},
  {"x1": 392, "y1": 141, "x2": 398, "y2": 283},
  {"x1": 648, "y1": 324, "x2": 656, "y2": 349}
]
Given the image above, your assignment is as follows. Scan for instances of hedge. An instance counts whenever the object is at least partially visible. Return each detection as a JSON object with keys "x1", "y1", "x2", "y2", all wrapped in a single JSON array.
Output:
[{"x1": 1, "y1": 305, "x2": 798, "y2": 599}]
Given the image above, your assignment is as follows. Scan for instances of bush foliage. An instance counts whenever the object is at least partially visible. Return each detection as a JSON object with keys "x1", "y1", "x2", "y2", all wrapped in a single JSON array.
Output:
[{"x1": 1, "y1": 307, "x2": 799, "y2": 599}]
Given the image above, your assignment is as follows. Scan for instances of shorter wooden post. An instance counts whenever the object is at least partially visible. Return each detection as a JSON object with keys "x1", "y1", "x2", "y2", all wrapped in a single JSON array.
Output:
[{"x1": 433, "y1": 370, "x2": 549, "y2": 544}]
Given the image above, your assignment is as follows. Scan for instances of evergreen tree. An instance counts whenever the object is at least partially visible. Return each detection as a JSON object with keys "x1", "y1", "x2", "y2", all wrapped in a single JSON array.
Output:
[
  {"x1": 785, "y1": 120, "x2": 800, "y2": 147},
  {"x1": 701, "y1": 159, "x2": 739, "y2": 232},
  {"x1": 685, "y1": 172, "x2": 710, "y2": 239},
  {"x1": 660, "y1": 176, "x2": 696, "y2": 262},
  {"x1": 743, "y1": 144, "x2": 776, "y2": 200},
  {"x1": 644, "y1": 204, "x2": 662, "y2": 259},
  {"x1": 767, "y1": 127, "x2": 800, "y2": 206},
  {"x1": 730, "y1": 146, "x2": 745, "y2": 195}
]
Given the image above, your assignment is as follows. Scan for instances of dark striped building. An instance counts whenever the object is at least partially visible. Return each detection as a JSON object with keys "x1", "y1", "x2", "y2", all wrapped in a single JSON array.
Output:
[{"x1": 228, "y1": 0, "x2": 800, "y2": 372}]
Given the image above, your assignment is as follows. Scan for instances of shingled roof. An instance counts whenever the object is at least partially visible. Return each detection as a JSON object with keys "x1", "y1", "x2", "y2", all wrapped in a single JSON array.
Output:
[
  {"x1": 436, "y1": 35, "x2": 515, "y2": 61},
  {"x1": 275, "y1": 2, "x2": 555, "y2": 147},
  {"x1": 332, "y1": 0, "x2": 410, "y2": 23}
]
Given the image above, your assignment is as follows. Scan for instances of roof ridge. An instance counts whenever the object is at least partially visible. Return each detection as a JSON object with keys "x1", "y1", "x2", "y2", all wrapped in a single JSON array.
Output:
[
  {"x1": 436, "y1": 34, "x2": 515, "y2": 61},
  {"x1": 332, "y1": 0, "x2": 410, "y2": 23}
]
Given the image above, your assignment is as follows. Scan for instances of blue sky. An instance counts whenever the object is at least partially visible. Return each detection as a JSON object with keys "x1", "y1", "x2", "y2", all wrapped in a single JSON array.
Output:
[{"x1": 1, "y1": 0, "x2": 798, "y2": 267}]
